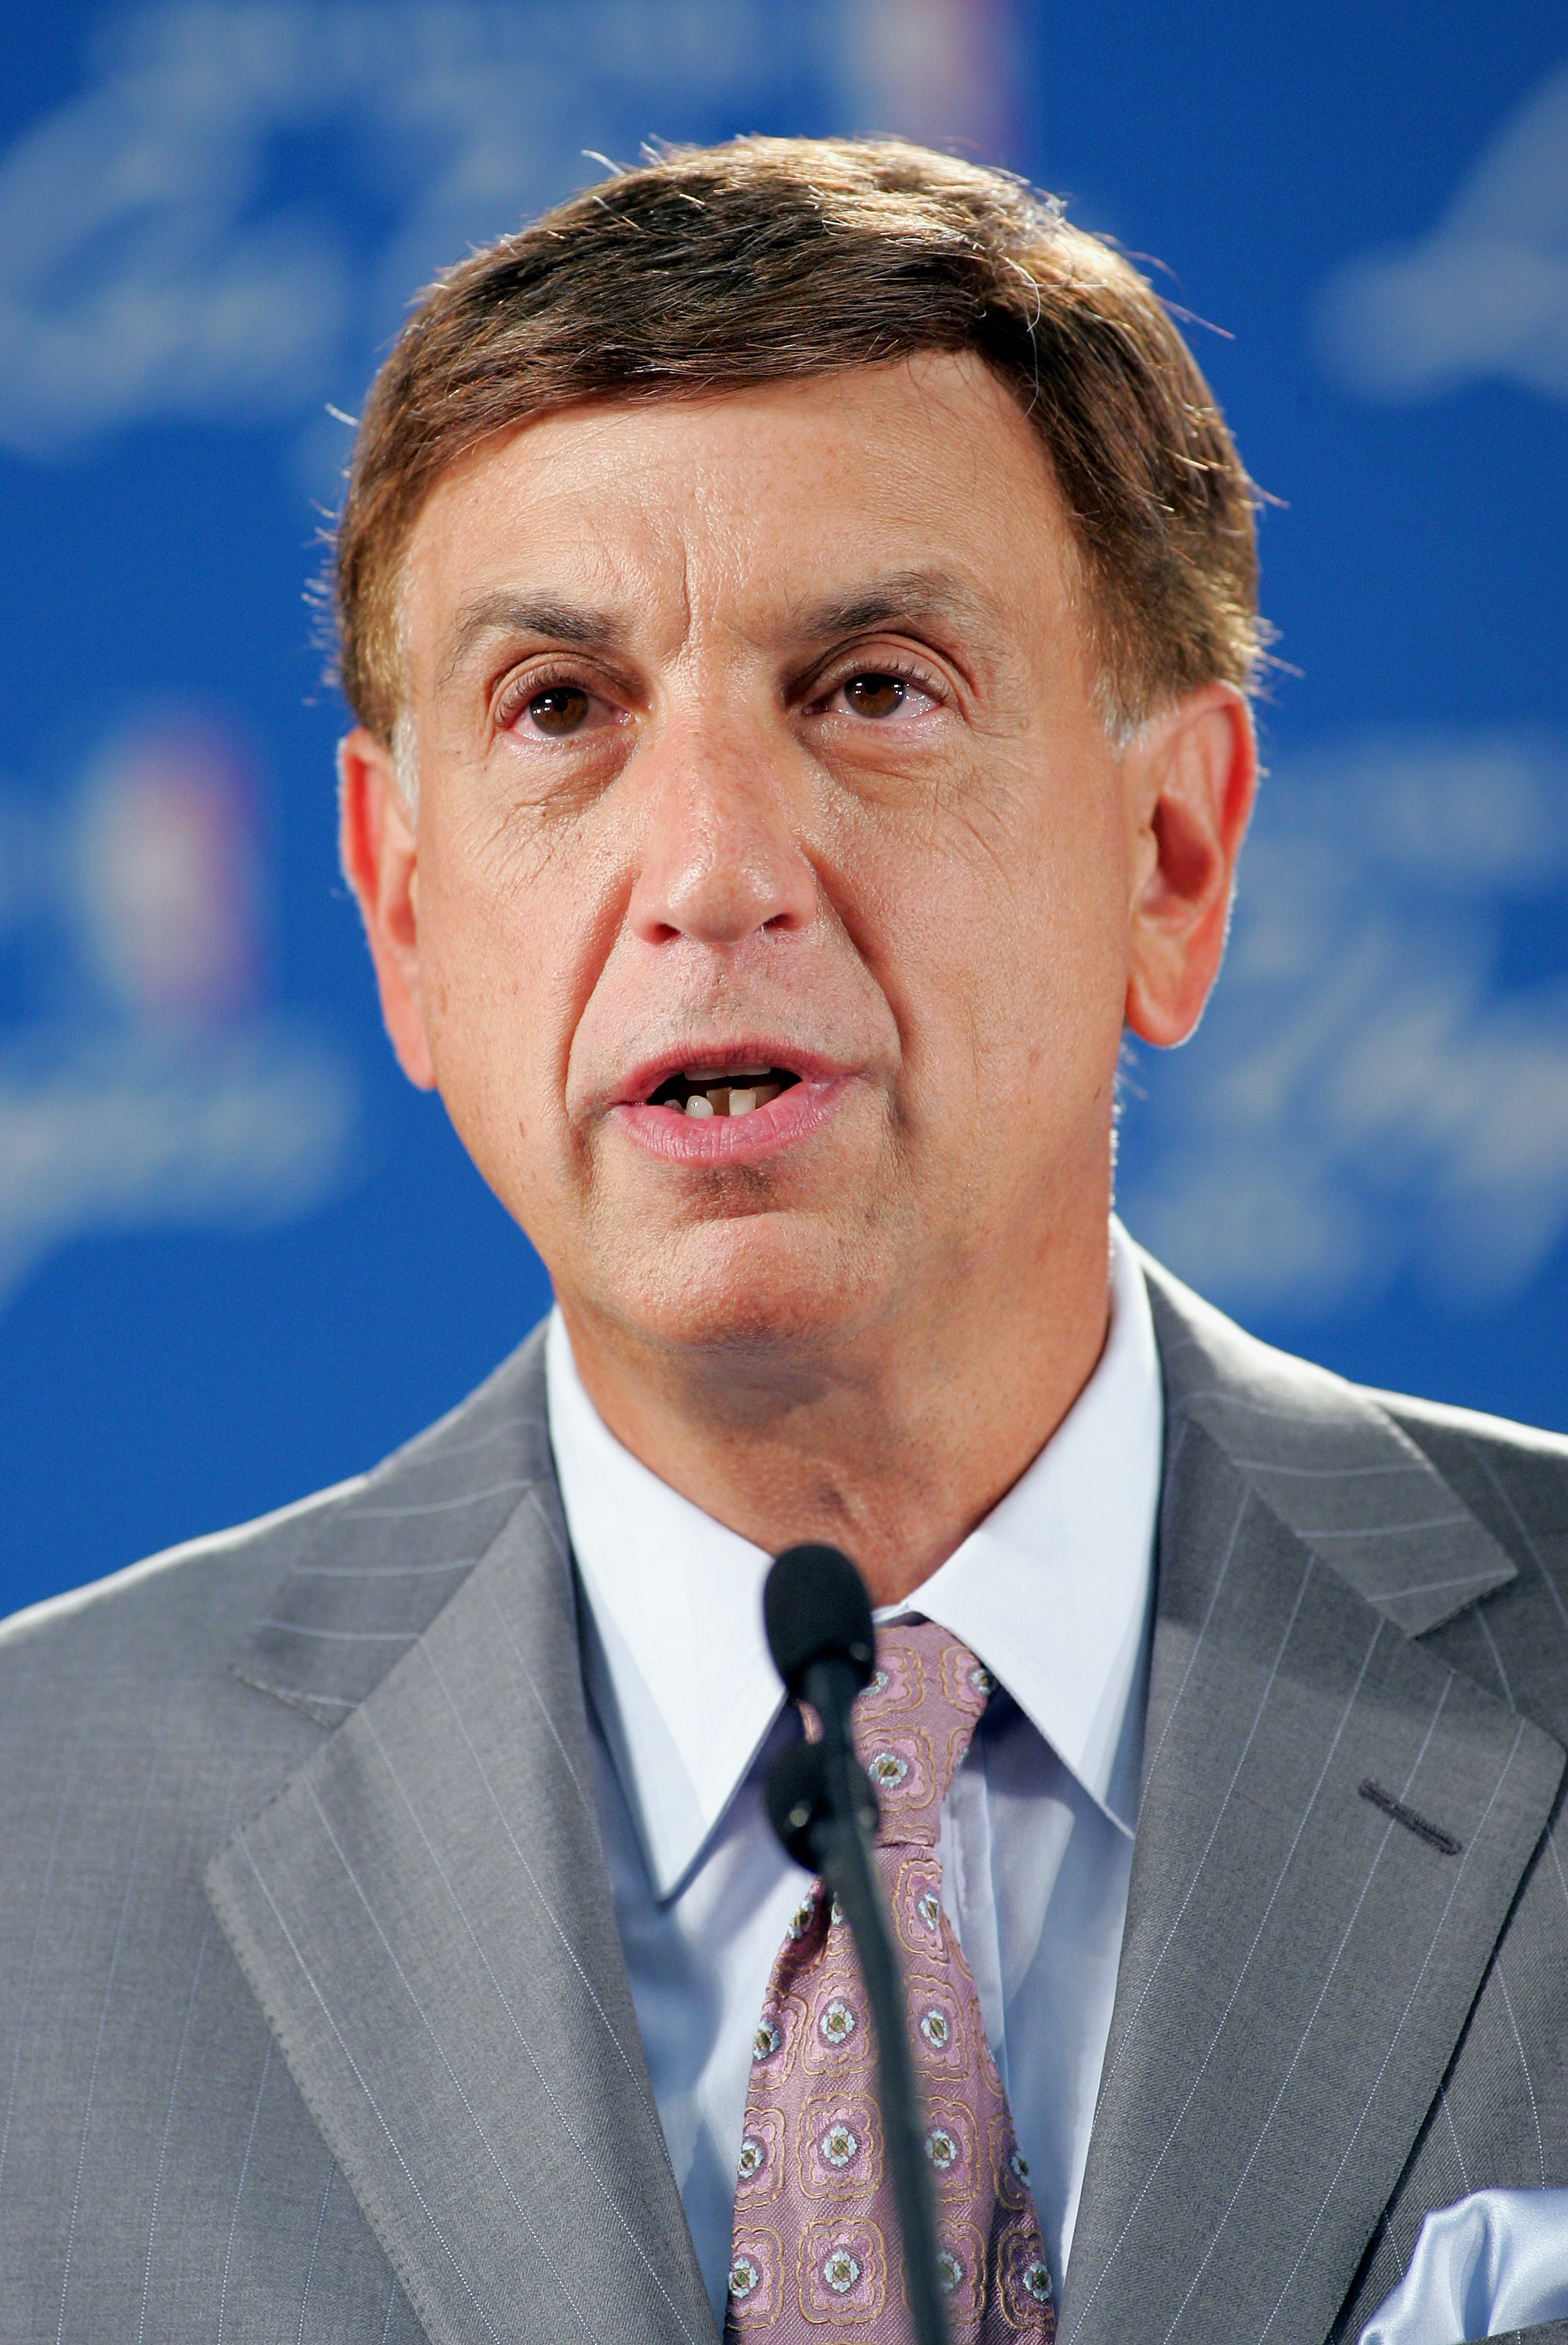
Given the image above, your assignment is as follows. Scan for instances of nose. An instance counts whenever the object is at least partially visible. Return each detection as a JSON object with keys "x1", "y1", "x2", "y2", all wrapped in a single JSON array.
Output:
[{"x1": 626, "y1": 717, "x2": 818, "y2": 949}]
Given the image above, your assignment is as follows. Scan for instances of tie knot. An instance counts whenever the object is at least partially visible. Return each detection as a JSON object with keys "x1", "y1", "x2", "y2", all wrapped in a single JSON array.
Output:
[{"x1": 849, "y1": 1618, "x2": 995, "y2": 1848}]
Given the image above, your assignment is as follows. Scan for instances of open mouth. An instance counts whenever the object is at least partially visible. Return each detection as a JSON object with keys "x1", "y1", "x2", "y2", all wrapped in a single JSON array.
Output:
[{"x1": 646, "y1": 1065, "x2": 804, "y2": 1121}]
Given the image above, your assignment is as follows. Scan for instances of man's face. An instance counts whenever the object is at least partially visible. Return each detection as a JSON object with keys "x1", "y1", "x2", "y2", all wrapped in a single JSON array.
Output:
[{"x1": 385, "y1": 353, "x2": 1142, "y2": 1366}]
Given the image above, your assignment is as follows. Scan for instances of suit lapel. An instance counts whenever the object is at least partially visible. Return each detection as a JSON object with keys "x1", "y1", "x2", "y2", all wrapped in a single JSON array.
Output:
[
  {"x1": 207, "y1": 1337, "x2": 717, "y2": 2345},
  {"x1": 1058, "y1": 1262, "x2": 1564, "y2": 2345},
  {"x1": 1141, "y1": 1249, "x2": 1518, "y2": 1637}
]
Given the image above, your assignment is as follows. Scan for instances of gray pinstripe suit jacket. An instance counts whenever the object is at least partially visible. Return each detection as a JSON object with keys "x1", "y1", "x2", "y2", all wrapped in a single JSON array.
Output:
[{"x1": 5, "y1": 1250, "x2": 1568, "y2": 2345}]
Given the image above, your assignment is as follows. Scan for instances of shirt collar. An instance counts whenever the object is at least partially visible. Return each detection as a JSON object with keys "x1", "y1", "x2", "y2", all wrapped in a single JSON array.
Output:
[{"x1": 547, "y1": 1217, "x2": 1163, "y2": 1901}]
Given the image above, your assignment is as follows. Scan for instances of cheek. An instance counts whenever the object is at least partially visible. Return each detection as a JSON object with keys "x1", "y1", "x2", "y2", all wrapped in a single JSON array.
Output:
[
  {"x1": 413, "y1": 828, "x2": 577, "y2": 1162},
  {"x1": 882, "y1": 757, "x2": 1129, "y2": 1091}
]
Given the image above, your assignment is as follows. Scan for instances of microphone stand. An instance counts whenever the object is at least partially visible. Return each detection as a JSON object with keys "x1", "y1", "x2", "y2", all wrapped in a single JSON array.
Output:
[{"x1": 764, "y1": 1549, "x2": 951, "y2": 2345}]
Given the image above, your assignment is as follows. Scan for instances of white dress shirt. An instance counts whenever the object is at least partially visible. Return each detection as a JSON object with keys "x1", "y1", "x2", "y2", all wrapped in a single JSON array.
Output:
[{"x1": 546, "y1": 1217, "x2": 1163, "y2": 2328}]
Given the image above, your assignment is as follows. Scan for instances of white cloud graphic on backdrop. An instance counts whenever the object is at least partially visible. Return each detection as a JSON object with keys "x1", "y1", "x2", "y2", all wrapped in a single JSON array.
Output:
[
  {"x1": 1119, "y1": 731, "x2": 1568, "y2": 1313},
  {"x1": 1317, "y1": 59, "x2": 1568, "y2": 403},
  {"x1": 0, "y1": 0, "x2": 697, "y2": 453},
  {"x1": 0, "y1": 1033, "x2": 354, "y2": 1304},
  {"x1": 0, "y1": 0, "x2": 1011, "y2": 459}
]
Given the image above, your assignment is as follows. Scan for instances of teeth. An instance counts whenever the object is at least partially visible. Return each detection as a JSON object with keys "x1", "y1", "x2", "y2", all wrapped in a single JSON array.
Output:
[
  {"x1": 683, "y1": 1066, "x2": 771, "y2": 1083},
  {"x1": 671, "y1": 1079, "x2": 787, "y2": 1119}
]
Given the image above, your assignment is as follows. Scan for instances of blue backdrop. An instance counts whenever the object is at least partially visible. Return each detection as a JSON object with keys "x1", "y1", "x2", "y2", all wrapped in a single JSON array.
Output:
[{"x1": 2, "y1": 0, "x2": 1564, "y2": 1618}]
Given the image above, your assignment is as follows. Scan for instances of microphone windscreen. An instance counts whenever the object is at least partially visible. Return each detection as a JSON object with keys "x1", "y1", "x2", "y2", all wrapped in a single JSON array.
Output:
[
  {"x1": 764, "y1": 1737, "x2": 831, "y2": 1870},
  {"x1": 764, "y1": 1544, "x2": 875, "y2": 1699}
]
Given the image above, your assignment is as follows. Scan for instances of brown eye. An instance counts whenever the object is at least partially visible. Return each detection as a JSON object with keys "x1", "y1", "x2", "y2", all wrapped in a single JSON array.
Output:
[
  {"x1": 843, "y1": 673, "x2": 907, "y2": 719},
  {"x1": 527, "y1": 686, "x2": 590, "y2": 736}
]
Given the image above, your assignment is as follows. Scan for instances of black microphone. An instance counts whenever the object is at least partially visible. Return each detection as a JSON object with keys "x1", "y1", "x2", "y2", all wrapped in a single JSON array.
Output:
[
  {"x1": 763, "y1": 1541, "x2": 880, "y2": 1860},
  {"x1": 762, "y1": 1544, "x2": 951, "y2": 2345},
  {"x1": 764, "y1": 1538, "x2": 875, "y2": 1710}
]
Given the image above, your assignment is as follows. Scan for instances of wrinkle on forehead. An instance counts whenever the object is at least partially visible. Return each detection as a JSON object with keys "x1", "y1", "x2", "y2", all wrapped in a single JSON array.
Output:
[{"x1": 402, "y1": 355, "x2": 1080, "y2": 701}]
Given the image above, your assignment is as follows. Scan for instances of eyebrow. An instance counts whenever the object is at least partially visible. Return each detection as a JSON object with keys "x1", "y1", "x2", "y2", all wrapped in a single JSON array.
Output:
[
  {"x1": 783, "y1": 567, "x2": 994, "y2": 647},
  {"x1": 435, "y1": 591, "x2": 628, "y2": 693},
  {"x1": 434, "y1": 566, "x2": 992, "y2": 696}
]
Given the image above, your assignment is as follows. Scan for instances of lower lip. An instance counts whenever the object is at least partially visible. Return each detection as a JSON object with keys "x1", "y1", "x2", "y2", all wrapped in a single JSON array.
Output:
[{"x1": 610, "y1": 1077, "x2": 853, "y2": 1164}]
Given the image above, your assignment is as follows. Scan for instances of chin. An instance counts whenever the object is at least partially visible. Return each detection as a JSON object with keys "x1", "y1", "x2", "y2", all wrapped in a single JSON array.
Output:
[{"x1": 597, "y1": 1210, "x2": 894, "y2": 1363}]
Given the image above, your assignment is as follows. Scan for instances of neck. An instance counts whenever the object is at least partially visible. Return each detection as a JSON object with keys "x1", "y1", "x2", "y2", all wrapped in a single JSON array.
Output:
[{"x1": 555, "y1": 1208, "x2": 1116, "y2": 1609}]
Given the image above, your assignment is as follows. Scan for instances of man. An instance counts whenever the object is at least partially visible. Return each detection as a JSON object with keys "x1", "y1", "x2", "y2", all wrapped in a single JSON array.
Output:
[{"x1": 2, "y1": 136, "x2": 1566, "y2": 2345}]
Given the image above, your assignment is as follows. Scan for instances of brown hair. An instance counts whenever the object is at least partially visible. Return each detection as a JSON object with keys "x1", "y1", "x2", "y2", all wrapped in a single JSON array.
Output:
[{"x1": 332, "y1": 135, "x2": 1262, "y2": 744}]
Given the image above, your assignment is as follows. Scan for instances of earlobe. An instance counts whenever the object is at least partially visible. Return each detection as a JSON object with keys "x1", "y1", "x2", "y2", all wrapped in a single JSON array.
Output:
[
  {"x1": 1122, "y1": 685, "x2": 1256, "y2": 1050},
  {"x1": 337, "y1": 727, "x2": 439, "y2": 1090}
]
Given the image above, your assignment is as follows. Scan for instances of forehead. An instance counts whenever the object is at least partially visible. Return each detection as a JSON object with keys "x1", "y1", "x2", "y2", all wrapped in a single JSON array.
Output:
[{"x1": 399, "y1": 352, "x2": 1078, "y2": 659}]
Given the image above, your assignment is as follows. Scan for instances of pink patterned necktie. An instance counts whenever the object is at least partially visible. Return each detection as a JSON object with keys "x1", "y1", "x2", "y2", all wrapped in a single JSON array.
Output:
[{"x1": 725, "y1": 1618, "x2": 1055, "y2": 2342}]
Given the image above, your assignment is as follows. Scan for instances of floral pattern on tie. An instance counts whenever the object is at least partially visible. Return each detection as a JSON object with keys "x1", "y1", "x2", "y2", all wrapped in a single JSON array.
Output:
[{"x1": 725, "y1": 1620, "x2": 1054, "y2": 2340}]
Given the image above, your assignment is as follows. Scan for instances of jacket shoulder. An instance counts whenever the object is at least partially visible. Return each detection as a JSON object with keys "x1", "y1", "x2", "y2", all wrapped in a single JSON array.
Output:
[
  {"x1": 0, "y1": 1320, "x2": 550, "y2": 1693},
  {"x1": 1370, "y1": 1384, "x2": 1568, "y2": 1608},
  {"x1": 0, "y1": 1471, "x2": 363, "y2": 1664},
  {"x1": 1372, "y1": 1384, "x2": 1568, "y2": 1484},
  {"x1": 1139, "y1": 1238, "x2": 1568, "y2": 1498},
  {"x1": 0, "y1": 1323, "x2": 553, "y2": 2003},
  {"x1": 1137, "y1": 1237, "x2": 1568, "y2": 1649}
]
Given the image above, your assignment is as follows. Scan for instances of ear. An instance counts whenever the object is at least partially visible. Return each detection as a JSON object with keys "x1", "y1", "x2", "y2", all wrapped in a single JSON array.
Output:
[
  {"x1": 1122, "y1": 683, "x2": 1257, "y2": 1047},
  {"x1": 337, "y1": 726, "x2": 437, "y2": 1090}
]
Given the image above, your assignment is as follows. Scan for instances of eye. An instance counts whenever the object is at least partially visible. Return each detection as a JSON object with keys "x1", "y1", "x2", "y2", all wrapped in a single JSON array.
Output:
[
  {"x1": 525, "y1": 685, "x2": 592, "y2": 736},
  {"x1": 823, "y1": 666, "x2": 943, "y2": 724},
  {"x1": 845, "y1": 672, "x2": 909, "y2": 719},
  {"x1": 495, "y1": 667, "x2": 626, "y2": 746}
]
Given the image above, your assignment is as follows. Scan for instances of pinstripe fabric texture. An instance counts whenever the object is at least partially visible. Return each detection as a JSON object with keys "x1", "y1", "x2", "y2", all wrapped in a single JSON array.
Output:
[
  {"x1": 1321, "y1": 1388, "x2": 1568, "y2": 2345},
  {"x1": 206, "y1": 1439, "x2": 714, "y2": 2345},
  {"x1": 0, "y1": 1339, "x2": 553, "y2": 2344},
  {"x1": 5, "y1": 1258, "x2": 1568, "y2": 2344},
  {"x1": 1058, "y1": 1259, "x2": 1564, "y2": 2345}
]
